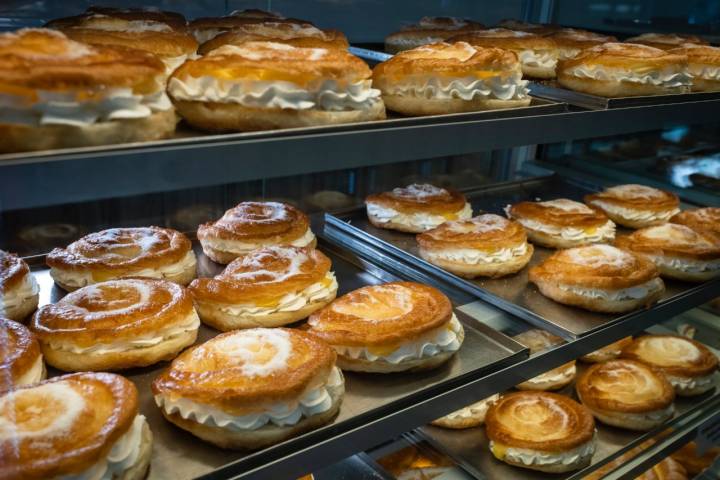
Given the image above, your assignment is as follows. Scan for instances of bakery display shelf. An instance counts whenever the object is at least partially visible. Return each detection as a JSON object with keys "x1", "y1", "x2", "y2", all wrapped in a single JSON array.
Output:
[
  {"x1": 26, "y1": 235, "x2": 526, "y2": 480},
  {"x1": 324, "y1": 173, "x2": 719, "y2": 339}
]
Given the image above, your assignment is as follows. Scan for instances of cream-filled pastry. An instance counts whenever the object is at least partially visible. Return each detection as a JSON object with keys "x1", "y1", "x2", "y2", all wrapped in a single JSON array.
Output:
[
  {"x1": 372, "y1": 42, "x2": 531, "y2": 116},
  {"x1": 31, "y1": 278, "x2": 199, "y2": 372},
  {"x1": 168, "y1": 41, "x2": 384, "y2": 131},
  {"x1": 672, "y1": 441, "x2": 720, "y2": 476},
  {"x1": 188, "y1": 11, "x2": 307, "y2": 44},
  {"x1": 547, "y1": 28, "x2": 617, "y2": 60},
  {"x1": 616, "y1": 223, "x2": 720, "y2": 282},
  {"x1": 46, "y1": 226, "x2": 196, "y2": 290},
  {"x1": 671, "y1": 207, "x2": 720, "y2": 239},
  {"x1": 513, "y1": 329, "x2": 576, "y2": 391},
  {"x1": 0, "y1": 372, "x2": 152, "y2": 480},
  {"x1": 153, "y1": 328, "x2": 344, "y2": 449},
  {"x1": 496, "y1": 20, "x2": 563, "y2": 35},
  {"x1": 0, "y1": 29, "x2": 176, "y2": 153},
  {"x1": 557, "y1": 43, "x2": 690, "y2": 97},
  {"x1": 577, "y1": 359, "x2": 675, "y2": 431},
  {"x1": 384, "y1": 16, "x2": 484, "y2": 53},
  {"x1": 189, "y1": 246, "x2": 337, "y2": 330},
  {"x1": 486, "y1": 391, "x2": 596, "y2": 473},
  {"x1": 529, "y1": 244, "x2": 665, "y2": 313},
  {"x1": 197, "y1": 201, "x2": 316, "y2": 264},
  {"x1": 49, "y1": 6, "x2": 188, "y2": 31},
  {"x1": 417, "y1": 214, "x2": 533, "y2": 278},
  {"x1": 0, "y1": 250, "x2": 39, "y2": 322},
  {"x1": 307, "y1": 282, "x2": 464, "y2": 373},
  {"x1": 580, "y1": 336, "x2": 633, "y2": 362},
  {"x1": 622, "y1": 335, "x2": 719, "y2": 396},
  {"x1": 626, "y1": 33, "x2": 708, "y2": 50},
  {"x1": 585, "y1": 184, "x2": 680, "y2": 228},
  {"x1": 366, "y1": 183, "x2": 472, "y2": 233},
  {"x1": 507, "y1": 198, "x2": 615, "y2": 248},
  {"x1": 670, "y1": 45, "x2": 720, "y2": 92},
  {"x1": 431, "y1": 393, "x2": 500, "y2": 429},
  {"x1": 449, "y1": 28, "x2": 559, "y2": 79},
  {"x1": 0, "y1": 318, "x2": 45, "y2": 393}
]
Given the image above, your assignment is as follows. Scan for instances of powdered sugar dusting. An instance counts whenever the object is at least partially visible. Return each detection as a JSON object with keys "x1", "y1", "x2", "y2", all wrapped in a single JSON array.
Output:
[
  {"x1": 447, "y1": 214, "x2": 509, "y2": 233},
  {"x1": 225, "y1": 246, "x2": 309, "y2": 283},
  {"x1": 565, "y1": 244, "x2": 632, "y2": 269},
  {"x1": 392, "y1": 183, "x2": 450, "y2": 200},
  {"x1": 605, "y1": 184, "x2": 665, "y2": 200}
]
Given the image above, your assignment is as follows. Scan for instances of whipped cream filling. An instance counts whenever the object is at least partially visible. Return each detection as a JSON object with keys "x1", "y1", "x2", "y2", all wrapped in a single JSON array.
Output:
[
  {"x1": 650, "y1": 255, "x2": 720, "y2": 274},
  {"x1": 423, "y1": 242, "x2": 529, "y2": 265},
  {"x1": 190, "y1": 28, "x2": 225, "y2": 44},
  {"x1": 667, "y1": 373, "x2": 716, "y2": 392},
  {"x1": 215, "y1": 272, "x2": 338, "y2": 317},
  {"x1": 558, "y1": 277, "x2": 664, "y2": 302},
  {"x1": 518, "y1": 50, "x2": 557, "y2": 69},
  {"x1": 689, "y1": 65, "x2": 720, "y2": 81},
  {"x1": 50, "y1": 250, "x2": 197, "y2": 289},
  {"x1": 156, "y1": 366, "x2": 344, "y2": 431},
  {"x1": 47, "y1": 310, "x2": 200, "y2": 354},
  {"x1": 60, "y1": 414, "x2": 147, "y2": 480},
  {"x1": 491, "y1": 434, "x2": 596, "y2": 467},
  {"x1": 441, "y1": 393, "x2": 500, "y2": 422},
  {"x1": 386, "y1": 72, "x2": 529, "y2": 101},
  {"x1": 203, "y1": 228, "x2": 315, "y2": 255},
  {"x1": 0, "y1": 88, "x2": 172, "y2": 127},
  {"x1": 525, "y1": 363, "x2": 576, "y2": 387},
  {"x1": 168, "y1": 75, "x2": 381, "y2": 111},
  {"x1": 335, "y1": 314, "x2": 463, "y2": 364},
  {"x1": 558, "y1": 48, "x2": 582, "y2": 60},
  {"x1": 588, "y1": 200, "x2": 680, "y2": 223},
  {"x1": 162, "y1": 54, "x2": 188, "y2": 75},
  {"x1": 14, "y1": 355, "x2": 44, "y2": 386},
  {"x1": 0, "y1": 272, "x2": 39, "y2": 315},
  {"x1": 367, "y1": 202, "x2": 472, "y2": 231},
  {"x1": 515, "y1": 217, "x2": 615, "y2": 243},
  {"x1": 565, "y1": 65, "x2": 691, "y2": 87}
]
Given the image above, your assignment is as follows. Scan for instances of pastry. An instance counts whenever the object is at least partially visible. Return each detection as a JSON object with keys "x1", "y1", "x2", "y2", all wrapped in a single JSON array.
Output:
[
  {"x1": 556, "y1": 43, "x2": 690, "y2": 97},
  {"x1": 376, "y1": 444, "x2": 455, "y2": 478},
  {"x1": 513, "y1": 329, "x2": 576, "y2": 391},
  {"x1": 189, "y1": 246, "x2": 337, "y2": 330},
  {"x1": 547, "y1": 28, "x2": 617, "y2": 60},
  {"x1": 168, "y1": 42, "x2": 385, "y2": 132},
  {"x1": 529, "y1": 244, "x2": 665, "y2": 313},
  {"x1": 49, "y1": 6, "x2": 188, "y2": 31},
  {"x1": 0, "y1": 318, "x2": 45, "y2": 392},
  {"x1": 17, "y1": 223, "x2": 81, "y2": 253},
  {"x1": 372, "y1": 42, "x2": 531, "y2": 116},
  {"x1": 577, "y1": 359, "x2": 675, "y2": 430},
  {"x1": 485, "y1": 391, "x2": 596, "y2": 473},
  {"x1": 384, "y1": 16, "x2": 484, "y2": 53},
  {"x1": 507, "y1": 198, "x2": 616, "y2": 248},
  {"x1": 188, "y1": 11, "x2": 308, "y2": 43},
  {"x1": 430, "y1": 393, "x2": 500, "y2": 429},
  {"x1": 586, "y1": 444, "x2": 688, "y2": 480},
  {"x1": 669, "y1": 44, "x2": 720, "y2": 92},
  {"x1": 198, "y1": 22, "x2": 348, "y2": 55},
  {"x1": 0, "y1": 372, "x2": 152, "y2": 480},
  {"x1": 580, "y1": 336, "x2": 633, "y2": 362},
  {"x1": 616, "y1": 223, "x2": 720, "y2": 282},
  {"x1": 621, "y1": 335, "x2": 719, "y2": 396},
  {"x1": 417, "y1": 214, "x2": 533, "y2": 278},
  {"x1": 671, "y1": 207, "x2": 720, "y2": 238},
  {"x1": 449, "y1": 28, "x2": 559, "y2": 79},
  {"x1": 31, "y1": 278, "x2": 200, "y2": 372},
  {"x1": 0, "y1": 250, "x2": 39, "y2": 321},
  {"x1": 46, "y1": 226, "x2": 197, "y2": 290},
  {"x1": 0, "y1": 29, "x2": 176, "y2": 153},
  {"x1": 496, "y1": 19, "x2": 562, "y2": 35},
  {"x1": 626, "y1": 33, "x2": 708, "y2": 50},
  {"x1": 304, "y1": 190, "x2": 356, "y2": 211},
  {"x1": 671, "y1": 441, "x2": 720, "y2": 475},
  {"x1": 153, "y1": 328, "x2": 344, "y2": 449},
  {"x1": 307, "y1": 282, "x2": 464, "y2": 373},
  {"x1": 585, "y1": 184, "x2": 681, "y2": 228},
  {"x1": 365, "y1": 184, "x2": 472, "y2": 233},
  {"x1": 197, "y1": 201, "x2": 316, "y2": 264}
]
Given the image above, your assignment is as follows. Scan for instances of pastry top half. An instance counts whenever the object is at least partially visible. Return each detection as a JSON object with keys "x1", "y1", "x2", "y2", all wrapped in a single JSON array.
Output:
[
  {"x1": 48, "y1": 6, "x2": 188, "y2": 30},
  {"x1": 485, "y1": 391, "x2": 595, "y2": 452},
  {"x1": 616, "y1": 223, "x2": 720, "y2": 261},
  {"x1": 385, "y1": 16, "x2": 484, "y2": 42},
  {"x1": 577, "y1": 359, "x2": 675, "y2": 413},
  {"x1": 0, "y1": 317, "x2": 42, "y2": 392},
  {"x1": 671, "y1": 207, "x2": 720, "y2": 238},
  {"x1": 0, "y1": 372, "x2": 138, "y2": 480},
  {"x1": 626, "y1": 32, "x2": 708, "y2": 50},
  {"x1": 586, "y1": 443, "x2": 688, "y2": 480},
  {"x1": 0, "y1": 250, "x2": 31, "y2": 293},
  {"x1": 152, "y1": 327, "x2": 336, "y2": 412},
  {"x1": 512, "y1": 328, "x2": 564, "y2": 353},
  {"x1": 449, "y1": 27, "x2": 558, "y2": 51},
  {"x1": 621, "y1": 334, "x2": 719, "y2": 378},
  {"x1": 509, "y1": 198, "x2": 612, "y2": 229},
  {"x1": 548, "y1": 28, "x2": 617, "y2": 51},
  {"x1": 198, "y1": 201, "x2": 311, "y2": 243},
  {"x1": 496, "y1": 19, "x2": 563, "y2": 35},
  {"x1": 307, "y1": 281, "x2": 452, "y2": 347},
  {"x1": 585, "y1": 184, "x2": 680, "y2": 215},
  {"x1": 417, "y1": 214, "x2": 527, "y2": 250},
  {"x1": 670, "y1": 44, "x2": 720, "y2": 84},
  {"x1": 188, "y1": 14, "x2": 311, "y2": 43},
  {"x1": 366, "y1": 184, "x2": 468, "y2": 215}
]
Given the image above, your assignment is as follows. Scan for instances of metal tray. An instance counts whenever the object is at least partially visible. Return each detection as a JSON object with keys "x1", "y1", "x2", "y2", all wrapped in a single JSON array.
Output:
[
  {"x1": 325, "y1": 174, "x2": 720, "y2": 339},
  {"x1": 28, "y1": 237, "x2": 526, "y2": 480}
]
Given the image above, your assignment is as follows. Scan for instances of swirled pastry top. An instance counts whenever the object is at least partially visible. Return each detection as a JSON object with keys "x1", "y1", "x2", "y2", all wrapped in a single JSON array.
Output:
[
  {"x1": 448, "y1": 28, "x2": 557, "y2": 52},
  {"x1": 509, "y1": 198, "x2": 611, "y2": 229},
  {"x1": 190, "y1": 246, "x2": 331, "y2": 304},
  {"x1": 0, "y1": 250, "x2": 31, "y2": 293},
  {"x1": 198, "y1": 22, "x2": 348, "y2": 55},
  {"x1": 198, "y1": 201, "x2": 310, "y2": 243},
  {"x1": 621, "y1": 335, "x2": 719, "y2": 378},
  {"x1": 529, "y1": 244, "x2": 660, "y2": 290},
  {"x1": 417, "y1": 214, "x2": 527, "y2": 250},
  {"x1": 152, "y1": 328, "x2": 336, "y2": 413},
  {"x1": 577, "y1": 359, "x2": 675, "y2": 413},
  {"x1": 0, "y1": 29, "x2": 167, "y2": 96},
  {"x1": 626, "y1": 33, "x2": 708, "y2": 50},
  {"x1": 366, "y1": 184, "x2": 467, "y2": 215},
  {"x1": 671, "y1": 207, "x2": 720, "y2": 238},
  {"x1": 31, "y1": 278, "x2": 193, "y2": 348},
  {"x1": 172, "y1": 42, "x2": 372, "y2": 88},
  {"x1": 548, "y1": 28, "x2": 617, "y2": 50},
  {"x1": 46, "y1": 227, "x2": 192, "y2": 274},
  {"x1": 0, "y1": 372, "x2": 138, "y2": 480},
  {"x1": 616, "y1": 223, "x2": 720, "y2": 261},
  {"x1": 558, "y1": 43, "x2": 688, "y2": 73},
  {"x1": 307, "y1": 282, "x2": 452, "y2": 347},
  {"x1": 485, "y1": 391, "x2": 595, "y2": 452},
  {"x1": 585, "y1": 184, "x2": 679, "y2": 214},
  {"x1": 48, "y1": 6, "x2": 187, "y2": 30},
  {"x1": 0, "y1": 318, "x2": 42, "y2": 391}
]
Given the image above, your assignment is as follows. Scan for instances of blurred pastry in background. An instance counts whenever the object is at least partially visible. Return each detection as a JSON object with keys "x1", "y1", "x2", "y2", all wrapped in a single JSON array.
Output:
[
  {"x1": 513, "y1": 329, "x2": 576, "y2": 391},
  {"x1": 670, "y1": 44, "x2": 720, "y2": 92},
  {"x1": 376, "y1": 443, "x2": 456, "y2": 479},
  {"x1": 0, "y1": 250, "x2": 39, "y2": 322},
  {"x1": 671, "y1": 441, "x2": 720, "y2": 476},
  {"x1": 431, "y1": 393, "x2": 500, "y2": 429},
  {"x1": 625, "y1": 32, "x2": 708, "y2": 50},
  {"x1": 586, "y1": 443, "x2": 688, "y2": 480},
  {"x1": 188, "y1": 10, "x2": 310, "y2": 43},
  {"x1": 0, "y1": 318, "x2": 46, "y2": 392},
  {"x1": 671, "y1": 207, "x2": 720, "y2": 239},
  {"x1": 585, "y1": 184, "x2": 680, "y2": 228},
  {"x1": 304, "y1": 190, "x2": 356, "y2": 211},
  {"x1": 170, "y1": 204, "x2": 224, "y2": 232},
  {"x1": 580, "y1": 336, "x2": 632, "y2": 362},
  {"x1": 496, "y1": 19, "x2": 562, "y2": 35},
  {"x1": 72, "y1": 5, "x2": 187, "y2": 30},
  {"x1": 547, "y1": 28, "x2": 617, "y2": 60},
  {"x1": 17, "y1": 223, "x2": 82, "y2": 253},
  {"x1": 384, "y1": 16, "x2": 484, "y2": 53}
]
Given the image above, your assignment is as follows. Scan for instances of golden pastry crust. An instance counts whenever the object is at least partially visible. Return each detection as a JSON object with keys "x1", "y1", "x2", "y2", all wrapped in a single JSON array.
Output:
[
  {"x1": 512, "y1": 329, "x2": 576, "y2": 390},
  {"x1": 585, "y1": 184, "x2": 680, "y2": 228},
  {"x1": 60, "y1": 26, "x2": 198, "y2": 59},
  {"x1": 49, "y1": 6, "x2": 188, "y2": 30},
  {"x1": 669, "y1": 44, "x2": 720, "y2": 91},
  {"x1": 307, "y1": 281, "x2": 453, "y2": 347},
  {"x1": 626, "y1": 33, "x2": 708, "y2": 50},
  {"x1": 621, "y1": 334, "x2": 719, "y2": 379},
  {"x1": 0, "y1": 318, "x2": 44, "y2": 392},
  {"x1": 497, "y1": 20, "x2": 563, "y2": 35},
  {"x1": 430, "y1": 394, "x2": 500, "y2": 429},
  {"x1": 189, "y1": 15, "x2": 312, "y2": 43},
  {"x1": 616, "y1": 223, "x2": 720, "y2": 260},
  {"x1": 586, "y1": 445, "x2": 688, "y2": 480},
  {"x1": 0, "y1": 250, "x2": 31, "y2": 293},
  {"x1": 580, "y1": 336, "x2": 633, "y2": 362},
  {"x1": 417, "y1": 214, "x2": 527, "y2": 250},
  {"x1": 0, "y1": 250, "x2": 38, "y2": 321},
  {"x1": 486, "y1": 391, "x2": 596, "y2": 452},
  {"x1": 450, "y1": 28, "x2": 557, "y2": 51},
  {"x1": 671, "y1": 207, "x2": 720, "y2": 238},
  {"x1": 671, "y1": 441, "x2": 720, "y2": 475},
  {"x1": 548, "y1": 28, "x2": 617, "y2": 52},
  {"x1": 384, "y1": 17, "x2": 484, "y2": 53},
  {"x1": 0, "y1": 372, "x2": 138, "y2": 480},
  {"x1": 366, "y1": 184, "x2": 467, "y2": 215}
]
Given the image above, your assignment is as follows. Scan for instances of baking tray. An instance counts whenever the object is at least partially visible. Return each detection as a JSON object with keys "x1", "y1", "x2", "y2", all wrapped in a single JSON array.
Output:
[
  {"x1": 325, "y1": 174, "x2": 720, "y2": 339},
  {"x1": 27, "y1": 237, "x2": 526, "y2": 480}
]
